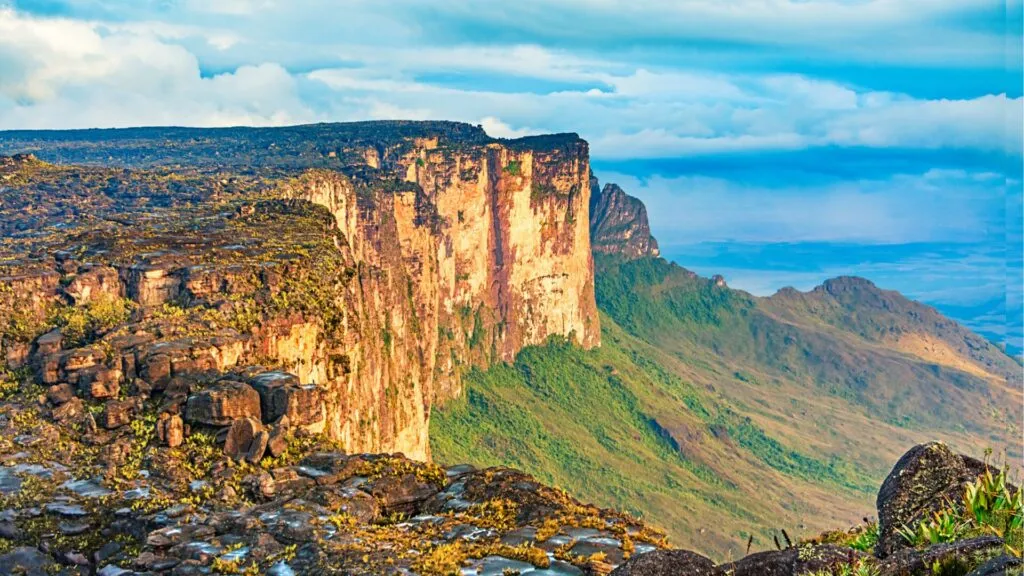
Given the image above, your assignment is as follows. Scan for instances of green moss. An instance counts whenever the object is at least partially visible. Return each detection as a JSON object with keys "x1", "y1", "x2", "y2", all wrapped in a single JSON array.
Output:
[{"x1": 502, "y1": 161, "x2": 521, "y2": 176}]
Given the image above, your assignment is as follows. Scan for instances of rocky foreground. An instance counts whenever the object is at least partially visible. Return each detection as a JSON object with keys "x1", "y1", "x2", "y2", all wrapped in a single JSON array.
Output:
[{"x1": 0, "y1": 360, "x2": 1020, "y2": 576}]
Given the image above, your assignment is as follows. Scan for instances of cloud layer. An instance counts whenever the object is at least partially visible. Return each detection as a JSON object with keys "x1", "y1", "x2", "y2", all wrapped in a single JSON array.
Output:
[{"x1": 1, "y1": 3, "x2": 1020, "y2": 161}]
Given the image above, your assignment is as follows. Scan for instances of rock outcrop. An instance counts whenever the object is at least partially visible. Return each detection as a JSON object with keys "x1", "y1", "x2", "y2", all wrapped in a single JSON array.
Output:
[
  {"x1": 0, "y1": 122, "x2": 601, "y2": 462},
  {"x1": 589, "y1": 179, "x2": 660, "y2": 259}
]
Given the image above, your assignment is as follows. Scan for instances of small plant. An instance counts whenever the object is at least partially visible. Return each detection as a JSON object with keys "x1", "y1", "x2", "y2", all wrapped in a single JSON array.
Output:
[
  {"x1": 503, "y1": 160, "x2": 521, "y2": 176},
  {"x1": 898, "y1": 507, "x2": 966, "y2": 547},
  {"x1": 807, "y1": 559, "x2": 880, "y2": 576},
  {"x1": 899, "y1": 458, "x2": 1023, "y2": 556}
]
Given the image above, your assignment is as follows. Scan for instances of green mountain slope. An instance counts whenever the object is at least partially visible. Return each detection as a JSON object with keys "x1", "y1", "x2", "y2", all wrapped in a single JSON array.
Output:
[{"x1": 431, "y1": 255, "x2": 1022, "y2": 560}]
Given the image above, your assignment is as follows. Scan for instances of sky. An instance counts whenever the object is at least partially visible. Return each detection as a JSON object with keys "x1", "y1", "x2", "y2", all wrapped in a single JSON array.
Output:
[{"x1": 0, "y1": 0, "x2": 1022, "y2": 348}]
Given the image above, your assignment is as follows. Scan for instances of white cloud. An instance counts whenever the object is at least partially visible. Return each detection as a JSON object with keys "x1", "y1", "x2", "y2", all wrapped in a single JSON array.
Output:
[
  {"x1": 0, "y1": 10, "x2": 317, "y2": 128},
  {"x1": 0, "y1": 6, "x2": 1018, "y2": 161}
]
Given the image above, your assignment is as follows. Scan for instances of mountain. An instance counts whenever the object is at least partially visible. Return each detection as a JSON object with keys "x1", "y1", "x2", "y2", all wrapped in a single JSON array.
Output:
[
  {"x1": 432, "y1": 178, "x2": 1022, "y2": 559},
  {"x1": 0, "y1": 122, "x2": 599, "y2": 462},
  {"x1": 0, "y1": 124, "x2": 1018, "y2": 572},
  {"x1": 589, "y1": 179, "x2": 660, "y2": 259}
]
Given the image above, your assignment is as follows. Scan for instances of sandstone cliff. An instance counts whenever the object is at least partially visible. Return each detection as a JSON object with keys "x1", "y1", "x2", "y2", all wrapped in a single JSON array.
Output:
[
  {"x1": 589, "y1": 178, "x2": 660, "y2": 259},
  {"x1": 0, "y1": 122, "x2": 600, "y2": 462}
]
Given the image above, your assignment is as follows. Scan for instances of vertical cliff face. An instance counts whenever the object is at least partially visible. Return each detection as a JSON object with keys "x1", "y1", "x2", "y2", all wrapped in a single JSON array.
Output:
[
  {"x1": 589, "y1": 180, "x2": 661, "y2": 259},
  {"x1": 279, "y1": 135, "x2": 600, "y2": 459},
  {"x1": 0, "y1": 123, "x2": 602, "y2": 463}
]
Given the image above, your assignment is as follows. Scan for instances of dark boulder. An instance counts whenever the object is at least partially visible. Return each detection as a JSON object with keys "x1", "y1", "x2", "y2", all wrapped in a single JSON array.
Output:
[
  {"x1": 610, "y1": 549, "x2": 722, "y2": 576},
  {"x1": 365, "y1": 473, "x2": 442, "y2": 516},
  {"x1": 99, "y1": 399, "x2": 136, "y2": 429},
  {"x1": 966, "y1": 555, "x2": 1023, "y2": 576},
  {"x1": 224, "y1": 417, "x2": 264, "y2": 461},
  {"x1": 0, "y1": 547, "x2": 59, "y2": 576},
  {"x1": 719, "y1": 545, "x2": 861, "y2": 576},
  {"x1": 250, "y1": 372, "x2": 324, "y2": 426},
  {"x1": 156, "y1": 413, "x2": 184, "y2": 448},
  {"x1": 185, "y1": 381, "x2": 261, "y2": 426},
  {"x1": 877, "y1": 536, "x2": 1006, "y2": 576},
  {"x1": 876, "y1": 442, "x2": 970, "y2": 557}
]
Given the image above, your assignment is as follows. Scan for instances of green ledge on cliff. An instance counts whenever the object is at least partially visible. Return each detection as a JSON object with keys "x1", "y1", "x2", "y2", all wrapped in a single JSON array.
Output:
[{"x1": 0, "y1": 122, "x2": 1020, "y2": 575}]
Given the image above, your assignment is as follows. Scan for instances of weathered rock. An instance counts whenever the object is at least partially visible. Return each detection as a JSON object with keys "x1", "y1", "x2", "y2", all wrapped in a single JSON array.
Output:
[
  {"x1": 876, "y1": 442, "x2": 969, "y2": 557},
  {"x1": 46, "y1": 383, "x2": 75, "y2": 405},
  {"x1": 224, "y1": 417, "x2": 263, "y2": 460},
  {"x1": 75, "y1": 365, "x2": 122, "y2": 400},
  {"x1": 310, "y1": 485, "x2": 380, "y2": 523},
  {"x1": 52, "y1": 397, "x2": 85, "y2": 423},
  {"x1": 720, "y1": 545, "x2": 862, "y2": 576},
  {"x1": 185, "y1": 381, "x2": 261, "y2": 426},
  {"x1": 34, "y1": 329, "x2": 63, "y2": 358},
  {"x1": 63, "y1": 266, "x2": 122, "y2": 305},
  {"x1": 610, "y1": 549, "x2": 721, "y2": 576},
  {"x1": 139, "y1": 353, "x2": 171, "y2": 390},
  {"x1": 365, "y1": 472, "x2": 442, "y2": 516},
  {"x1": 247, "y1": 430, "x2": 270, "y2": 463},
  {"x1": 99, "y1": 399, "x2": 135, "y2": 429},
  {"x1": 250, "y1": 373, "x2": 324, "y2": 426},
  {"x1": 266, "y1": 417, "x2": 290, "y2": 457},
  {"x1": 877, "y1": 536, "x2": 1006, "y2": 575},
  {"x1": 156, "y1": 413, "x2": 185, "y2": 448},
  {"x1": 0, "y1": 546, "x2": 58, "y2": 576},
  {"x1": 966, "y1": 555, "x2": 1023, "y2": 576},
  {"x1": 4, "y1": 340, "x2": 29, "y2": 369}
]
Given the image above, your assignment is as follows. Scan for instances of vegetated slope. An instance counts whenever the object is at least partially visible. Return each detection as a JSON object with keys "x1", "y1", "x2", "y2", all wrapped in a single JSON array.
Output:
[{"x1": 431, "y1": 254, "x2": 1022, "y2": 560}]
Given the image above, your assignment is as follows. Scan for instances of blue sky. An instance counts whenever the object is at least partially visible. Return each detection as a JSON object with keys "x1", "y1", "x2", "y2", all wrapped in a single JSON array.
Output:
[{"x1": 0, "y1": 0, "x2": 1022, "y2": 347}]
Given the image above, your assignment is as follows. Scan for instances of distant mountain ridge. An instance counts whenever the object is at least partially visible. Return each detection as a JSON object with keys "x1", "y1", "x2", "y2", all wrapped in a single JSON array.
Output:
[{"x1": 433, "y1": 177, "x2": 1022, "y2": 558}]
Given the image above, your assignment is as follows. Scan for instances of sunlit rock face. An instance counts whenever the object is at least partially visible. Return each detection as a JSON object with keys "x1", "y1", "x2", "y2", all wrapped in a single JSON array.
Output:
[{"x1": 0, "y1": 121, "x2": 600, "y2": 462}]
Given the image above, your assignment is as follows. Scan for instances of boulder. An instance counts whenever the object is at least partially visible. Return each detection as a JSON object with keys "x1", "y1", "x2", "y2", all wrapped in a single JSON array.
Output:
[
  {"x1": 33, "y1": 329, "x2": 63, "y2": 359},
  {"x1": 247, "y1": 430, "x2": 270, "y2": 463},
  {"x1": 719, "y1": 545, "x2": 861, "y2": 576},
  {"x1": 99, "y1": 400, "x2": 135, "y2": 430},
  {"x1": 224, "y1": 417, "x2": 264, "y2": 461},
  {"x1": 52, "y1": 398, "x2": 85, "y2": 423},
  {"x1": 610, "y1": 549, "x2": 722, "y2": 576},
  {"x1": 75, "y1": 365, "x2": 122, "y2": 400},
  {"x1": 365, "y1": 473, "x2": 442, "y2": 516},
  {"x1": 877, "y1": 536, "x2": 1005, "y2": 575},
  {"x1": 250, "y1": 372, "x2": 324, "y2": 426},
  {"x1": 876, "y1": 442, "x2": 969, "y2": 557},
  {"x1": 156, "y1": 413, "x2": 185, "y2": 448},
  {"x1": 0, "y1": 546, "x2": 58, "y2": 576},
  {"x1": 967, "y1": 555, "x2": 1023, "y2": 576},
  {"x1": 46, "y1": 383, "x2": 75, "y2": 405},
  {"x1": 3, "y1": 341, "x2": 29, "y2": 370},
  {"x1": 309, "y1": 485, "x2": 380, "y2": 523},
  {"x1": 267, "y1": 416, "x2": 291, "y2": 457},
  {"x1": 138, "y1": 353, "x2": 171, "y2": 390},
  {"x1": 185, "y1": 381, "x2": 261, "y2": 426}
]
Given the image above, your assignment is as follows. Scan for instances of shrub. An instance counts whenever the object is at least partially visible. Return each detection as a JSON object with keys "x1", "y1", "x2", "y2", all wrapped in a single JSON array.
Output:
[{"x1": 899, "y1": 460, "x2": 1023, "y2": 556}]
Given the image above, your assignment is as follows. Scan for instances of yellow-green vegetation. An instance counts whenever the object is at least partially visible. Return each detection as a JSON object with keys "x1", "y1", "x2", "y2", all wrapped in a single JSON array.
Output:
[
  {"x1": 0, "y1": 366, "x2": 20, "y2": 400},
  {"x1": 115, "y1": 410, "x2": 158, "y2": 483},
  {"x1": 354, "y1": 456, "x2": 448, "y2": 489},
  {"x1": 413, "y1": 541, "x2": 550, "y2": 576},
  {"x1": 898, "y1": 463, "x2": 1023, "y2": 556},
  {"x1": 808, "y1": 522, "x2": 879, "y2": 553},
  {"x1": 433, "y1": 255, "x2": 1022, "y2": 560},
  {"x1": 807, "y1": 560, "x2": 880, "y2": 576},
  {"x1": 51, "y1": 295, "x2": 135, "y2": 348}
]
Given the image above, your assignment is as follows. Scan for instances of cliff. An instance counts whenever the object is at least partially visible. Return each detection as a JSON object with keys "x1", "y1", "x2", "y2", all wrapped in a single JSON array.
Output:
[
  {"x1": 589, "y1": 178, "x2": 660, "y2": 259},
  {"x1": 0, "y1": 122, "x2": 600, "y2": 462}
]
